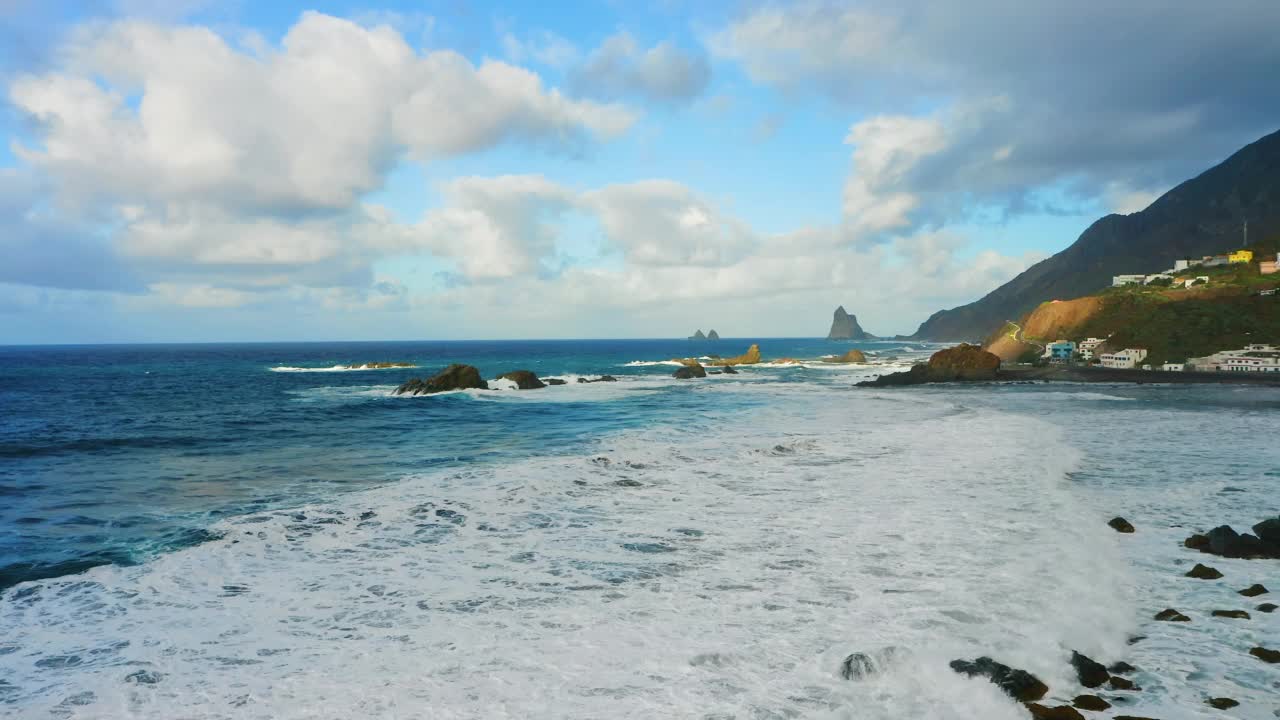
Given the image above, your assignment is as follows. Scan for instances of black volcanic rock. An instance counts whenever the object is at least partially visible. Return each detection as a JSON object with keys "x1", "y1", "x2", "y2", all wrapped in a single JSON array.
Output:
[
  {"x1": 496, "y1": 370, "x2": 545, "y2": 390},
  {"x1": 1071, "y1": 651, "x2": 1109, "y2": 688},
  {"x1": 949, "y1": 657, "x2": 1047, "y2": 702},
  {"x1": 395, "y1": 364, "x2": 487, "y2": 395},
  {"x1": 827, "y1": 306, "x2": 874, "y2": 340},
  {"x1": 673, "y1": 363, "x2": 707, "y2": 379},
  {"x1": 912, "y1": 129, "x2": 1280, "y2": 340}
]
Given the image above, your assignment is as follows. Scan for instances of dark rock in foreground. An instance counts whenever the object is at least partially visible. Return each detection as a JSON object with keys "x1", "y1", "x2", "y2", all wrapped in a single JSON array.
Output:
[
  {"x1": 1070, "y1": 651, "x2": 1109, "y2": 688},
  {"x1": 949, "y1": 656, "x2": 1047, "y2": 702},
  {"x1": 1208, "y1": 697, "x2": 1239, "y2": 709},
  {"x1": 857, "y1": 344, "x2": 1000, "y2": 387},
  {"x1": 1185, "y1": 523, "x2": 1280, "y2": 559},
  {"x1": 496, "y1": 370, "x2": 545, "y2": 390},
  {"x1": 1258, "y1": 602, "x2": 1277, "y2": 613},
  {"x1": 395, "y1": 364, "x2": 487, "y2": 395},
  {"x1": 721, "y1": 365, "x2": 738, "y2": 374},
  {"x1": 1211, "y1": 609, "x2": 1250, "y2": 619},
  {"x1": 1250, "y1": 646, "x2": 1280, "y2": 663},
  {"x1": 545, "y1": 378, "x2": 567, "y2": 386},
  {"x1": 673, "y1": 363, "x2": 707, "y2": 379},
  {"x1": 1027, "y1": 704, "x2": 1084, "y2": 720},
  {"x1": 1108, "y1": 676, "x2": 1137, "y2": 691},
  {"x1": 1154, "y1": 608, "x2": 1190, "y2": 622},
  {"x1": 1185, "y1": 563, "x2": 1223, "y2": 579},
  {"x1": 1073, "y1": 695, "x2": 1110, "y2": 711},
  {"x1": 1239, "y1": 583, "x2": 1268, "y2": 597},
  {"x1": 576, "y1": 375, "x2": 618, "y2": 384},
  {"x1": 1108, "y1": 517, "x2": 1135, "y2": 533},
  {"x1": 1107, "y1": 661, "x2": 1136, "y2": 674}
]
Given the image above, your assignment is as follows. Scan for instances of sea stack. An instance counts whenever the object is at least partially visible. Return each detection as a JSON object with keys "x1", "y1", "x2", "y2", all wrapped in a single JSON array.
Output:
[
  {"x1": 689, "y1": 329, "x2": 707, "y2": 340},
  {"x1": 827, "y1": 306, "x2": 873, "y2": 340},
  {"x1": 707, "y1": 329, "x2": 720, "y2": 340}
]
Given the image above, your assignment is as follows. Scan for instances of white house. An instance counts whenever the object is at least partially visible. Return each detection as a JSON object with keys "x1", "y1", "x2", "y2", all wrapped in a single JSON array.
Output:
[
  {"x1": 1112, "y1": 274, "x2": 1145, "y2": 287},
  {"x1": 1173, "y1": 258, "x2": 1202, "y2": 272},
  {"x1": 1077, "y1": 337, "x2": 1107, "y2": 360},
  {"x1": 1161, "y1": 362, "x2": 1185, "y2": 372},
  {"x1": 1188, "y1": 345, "x2": 1280, "y2": 372},
  {"x1": 1100, "y1": 348, "x2": 1148, "y2": 369}
]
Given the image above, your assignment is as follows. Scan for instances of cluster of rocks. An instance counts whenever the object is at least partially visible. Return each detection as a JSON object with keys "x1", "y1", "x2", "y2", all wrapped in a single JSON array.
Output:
[
  {"x1": 856, "y1": 344, "x2": 1001, "y2": 387},
  {"x1": 1183, "y1": 517, "x2": 1280, "y2": 559},
  {"x1": 393, "y1": 364, "x2": 616, "y2": 395},
  {"x1": 673, "y1": 362, "x2": 738, "y2": 379}
]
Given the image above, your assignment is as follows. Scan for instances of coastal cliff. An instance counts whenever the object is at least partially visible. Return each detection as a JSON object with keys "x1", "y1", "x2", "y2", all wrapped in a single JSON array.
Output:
[{"x1": 912, "y1": 127, "x2": 1280, "y2": 341}]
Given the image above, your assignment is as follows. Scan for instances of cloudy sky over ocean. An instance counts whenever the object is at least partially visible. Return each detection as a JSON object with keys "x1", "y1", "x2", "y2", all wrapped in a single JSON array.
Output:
[{"x1": 3, "y1": 0, "x2": 1278, "y2": 342}]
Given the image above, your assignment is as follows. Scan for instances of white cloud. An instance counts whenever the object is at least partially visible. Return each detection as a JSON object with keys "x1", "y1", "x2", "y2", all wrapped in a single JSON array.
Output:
[
  {"x1": 842, "y1": 114, "x2": 948, "y2": 240},
  {"x1": 569, "y1": 31, "x2": 710, "y2": 103},
  {"x1": 584, "y1": 181, "x2": 756, "y2": 267},
  {"x1": 10, "y1": 12, "x2": 634, "y2": 214}
]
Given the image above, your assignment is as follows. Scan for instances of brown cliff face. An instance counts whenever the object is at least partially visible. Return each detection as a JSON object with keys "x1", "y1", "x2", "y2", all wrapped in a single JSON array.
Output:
[
  {"x1": 709, "y1": 344, "x2": 762, "y2": 366},
  {"x1": 927, "y1": 344, "x2": 1001, "y2": 380}
]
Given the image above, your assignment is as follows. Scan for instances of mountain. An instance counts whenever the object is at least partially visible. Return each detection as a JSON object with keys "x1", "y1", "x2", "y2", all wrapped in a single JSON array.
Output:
[
  {"x1": 827, "y1": 306, "x2": 875, "y2": 340},
  {"x1": 912, "y1": 128, "x2": 1280, "y2": 340}
]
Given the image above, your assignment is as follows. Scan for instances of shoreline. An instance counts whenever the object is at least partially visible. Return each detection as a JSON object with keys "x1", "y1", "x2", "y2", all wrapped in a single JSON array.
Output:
[{"x1": 998, "y1": 365, "x2": 1280, "y2": 385}]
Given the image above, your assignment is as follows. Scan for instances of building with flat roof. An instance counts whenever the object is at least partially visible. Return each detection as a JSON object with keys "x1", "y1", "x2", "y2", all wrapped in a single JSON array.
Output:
[{"x1": 1099, "y1": 348, "x2": 1148, "y2": 369}]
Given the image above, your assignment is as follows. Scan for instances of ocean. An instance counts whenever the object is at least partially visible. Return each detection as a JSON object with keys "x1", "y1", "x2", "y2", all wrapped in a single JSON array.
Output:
[{"x1": 0, "y1": 339, "x2": 1276, "y2": 719}]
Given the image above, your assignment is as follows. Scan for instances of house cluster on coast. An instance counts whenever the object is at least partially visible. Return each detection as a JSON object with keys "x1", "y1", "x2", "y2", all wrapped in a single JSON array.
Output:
[
  {"x1": 1039, "y1": 341, "x2": 1280, "y2": 373},
  {"x1": 1111, "y1": 248, "x2": 1278, "y2": 288}
]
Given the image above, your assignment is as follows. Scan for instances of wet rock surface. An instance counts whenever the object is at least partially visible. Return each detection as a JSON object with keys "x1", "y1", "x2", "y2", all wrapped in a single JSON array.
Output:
[
  {"x1": 1073, "y1": 694, "x2": 1110, "y2": 711},
  {"x1": 395, "y1": 364, "x2": 488, "y2": 395},
  {"x1": 1238, "y1": 583, "x2": 1268, "y2": 597},
  {"x1": 673, "y1": 363, "x2": 707, "y2": 379},
  {"x1": 1185, "y1": 563, "x2": 1223, "y2": 579},
  {"x1": 1071, "y1": 651, "x2": 1109, "y2": 688},
  {"x1": 1250, "y1": 646, "x2": 1279, "y2": 663},
  {"x1": 1154, "y1": 608, "x2": 1190, "y2": 622},
  {"x1": 496, "y1": 370, "x2": 546, "y2": 389},
  {"x1": 1108, "y1": 517, "x2": 1135, "y2": 533},
  {"x1": 949, "y1": 656, "x2": 1048, "y2": 702},
  {"x1": 1026, "y1": 703, "x2": 1085, "y2": 720},
  {"x1": 839, "y1": 647, "x2": 905, "y2": 680},
  {"x1": 1210, "y1": 609, "x2": 1250, "y2": 619},
  {"x1": 1207, "y1": 697, "x2": 1239, "y2": 709}
]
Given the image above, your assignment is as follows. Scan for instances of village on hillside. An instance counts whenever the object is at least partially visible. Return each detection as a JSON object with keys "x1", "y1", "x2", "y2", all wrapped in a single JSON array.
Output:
[{"x1": 1030, "y1": 244, "x2": 1280, "y2": 373}]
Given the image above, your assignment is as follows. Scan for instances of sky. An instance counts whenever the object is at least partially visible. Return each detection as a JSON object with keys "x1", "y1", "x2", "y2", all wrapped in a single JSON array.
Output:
[{"x1": 2, "y1": 0, "x2": 1279, "y2": 343}]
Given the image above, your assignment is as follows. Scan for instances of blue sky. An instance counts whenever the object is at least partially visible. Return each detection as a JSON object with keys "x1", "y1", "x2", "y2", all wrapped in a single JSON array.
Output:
[{"x1": 2, "y1": 0, "x2": 1278, "y2": 343}]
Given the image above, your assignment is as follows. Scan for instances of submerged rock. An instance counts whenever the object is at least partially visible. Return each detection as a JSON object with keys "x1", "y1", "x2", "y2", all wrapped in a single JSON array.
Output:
[
  {"x1": 576, "y1": 375, "x2": 618, "y2": 384},
  {"x1": 1027, "y1": 704, "x2": 1084, "y2": 720},
  {"x1": 1254, "y1": 517, "x2": 1280, "y2": 544},
  {"x1": 496, "y1": 370, "x2": 546, "y2": 390},
  {"x1": 545, "y1": 378, "x2": 567, "y2": 386},
  {"x1": 949, "y1": 656, "x2": 1047, "y2": 702},
  {"x1": 839, "y1": 646, "x2": 906, "y2": 680},
  {"x1": 1071, "y1": 651, "x2": 1109, "y2": 688},
  {"x1": 1108, "y1": 517, "x2": 1135, "y2": 533},
  {"x1": 1190, "y1": 524, "x2": 1280, "y2": 559},
  {"x1": 1239, "y1": 583, "x2": 1268, "y2": 597},
  {"x1": 720, "y1": 365, "x2": 738, "y2": 374},
  {"x1": 673, "y1": 363, "x2": 707, "y2": 379},
  {"x1": 1207, "y1": 697, "x2": 1239, "y2": 709},
  {"x1": 1186, "y1": 563, "x2": 1223, "y2": 579},
  {"x1": 1211, "y1": 609, "x2": 1250, "y2": 619},
  {"x1": 1184, "y1": 533, "x2": 1210, "y2": 550},
  {"x1": 1073, "y1": 695, "x2": 1111, "y2": 711},
  {"x1": 1257, "y1": 603, "x2": 1277, "y2": 613},
  {"x1": 394, "y1": 364, "x2": 487, "y2": 395},
  {"x1": 1154, "y1": 608, "x2": 1190, "y2": 622},
  {"x1": 1107, "y1": 661, "x2": 1136, "y2": 674},
  {"x1": 1108, "y1": 676, "x2": 1137, "y2": 691},
  {"x1": 124, "y1": 670, "x2": 164, "y2": 685}
]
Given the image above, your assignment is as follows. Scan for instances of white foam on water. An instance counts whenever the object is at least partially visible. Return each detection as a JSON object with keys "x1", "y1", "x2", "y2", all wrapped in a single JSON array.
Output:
[
  {"x1": 0, "y1": 386, "x2": 1141, "y2": 719},
  {"x1": 486, "y1": 378, "x2": 521, "y2": 391},
  {"x1": 269, "y1": 364, "x2": 419, "y2": 373},
  {"x1": 622, "y1": 360, "x2": 687, "y2": 367}
]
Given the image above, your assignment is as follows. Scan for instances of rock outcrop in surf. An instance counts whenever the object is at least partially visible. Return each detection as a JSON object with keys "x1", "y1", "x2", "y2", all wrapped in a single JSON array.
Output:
[
  {"x1": 689, "y1": 330, "x2": 707, "y2": 340},
  {"x1": 673, "y1": 363, "x2": 707, "y2": 379},
  {"x1": 824, "y1": 349, "x2": 867, "y2": 363},
  {"x1": 707, "y1": 329, "x2": 720, "y2": 340},
  {"x1": 709, "y1": 344, "x2": 762, "y2": 366},
  {"x1": 857, "y1": 344, "x2": 1000, "y2": 387},
  {"x1": 395, "y1": 364, "x2": 487, "y2": 395},
  {"x1": 496, "y1": 370, "x2": 546, "y2": 390}
]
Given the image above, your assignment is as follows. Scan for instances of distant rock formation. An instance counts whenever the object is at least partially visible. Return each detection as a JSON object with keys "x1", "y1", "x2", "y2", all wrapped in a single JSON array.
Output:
[
  {"x1": 689, "y1": 329, "x2": 707, "y2": 340},
  {"x1": 707, "y1": 329, "x2": 720, "y2": 340},
  {"x1": 827, "y1": 306, "x2": 874, "y2": 340},
  {"x1": 395, "y1": 364, "x2": 487, "y2": 395}
]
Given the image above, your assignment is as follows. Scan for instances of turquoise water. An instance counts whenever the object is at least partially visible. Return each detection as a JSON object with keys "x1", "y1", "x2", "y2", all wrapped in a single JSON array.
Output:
[{"x1": 0, "y1": 341, "x2": 1277, "y2": 719}]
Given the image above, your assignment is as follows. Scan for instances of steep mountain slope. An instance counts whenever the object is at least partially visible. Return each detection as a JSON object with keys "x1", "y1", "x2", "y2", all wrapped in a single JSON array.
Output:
[{"x1": 912, "y1": 128, "x2": 1280, "y2": 340}]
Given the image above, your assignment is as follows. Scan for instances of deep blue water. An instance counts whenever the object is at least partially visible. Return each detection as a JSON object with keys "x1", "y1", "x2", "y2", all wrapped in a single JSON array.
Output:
[{"x1": 0, "y1": 338, "x2": 897, "y2": 589}]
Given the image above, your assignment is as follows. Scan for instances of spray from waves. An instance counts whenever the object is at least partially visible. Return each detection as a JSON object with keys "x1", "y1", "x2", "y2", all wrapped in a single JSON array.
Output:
[
  {"x1": 269, "y1": 364, "x2": 419, "y2": 373},
  {"x1": 0, "y1": 386, "x2": 1137, "y2": 719}
]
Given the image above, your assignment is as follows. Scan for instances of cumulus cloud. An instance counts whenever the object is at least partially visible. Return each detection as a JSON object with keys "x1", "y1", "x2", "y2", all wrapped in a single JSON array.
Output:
[
  {"x1": 10, "y1": 12, "x2": 633, "y2": 214},
  {"x1": 712, "y1": 0, "x2": 1280, "y2": 227},
  {"x1": 569, "y1": 32, "x2": 710, "y2": 103},
  {"x1": 584, "y1": 181, "x2": 756, "y2": 266}
]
